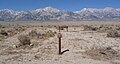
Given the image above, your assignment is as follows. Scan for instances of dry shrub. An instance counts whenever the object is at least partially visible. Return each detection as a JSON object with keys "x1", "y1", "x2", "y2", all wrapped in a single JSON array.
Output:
[
  {"x1": 0, "y1": 30, "x2": 8, "y2": 36},
  {"x1": 28, "y1": 30, "x2": 56, "y2": 39},
  {"x1": 7, "y1": 27, "x2": 25, "y2": 36},
  {"x1": 107, "y1": 30, "x2": 120, "y2": 37},
  {"x1": 45, "y1": 30, "x2": 55, "y2": 38},
  {"x1": 0, "y1": 30, "x2": 13, "y2": 41},
  {"x1": 97, "y1": 25, "x2": 120, "y2": 32},
  {"x1": 97, "y1": 25, "x2": 115, "y2": 32},
  {"x1": 28, "y1": 30, "x2": 41, "y2": 39},
  {"x1": 82, "y1": 24, "x2": 120, "y2": 32},
  {"x1": 14, "y1": 26, "x2": 25, "y2": 32},
  {"x1": 83, "y1": 25, "x2": 98, "y2": 31},
  {"x1": 0, "y1": 35, "x2": 5, "y2": 41},
  {"x1": 7, "y1": 28, "x2": 19, "y2": 36},
  {"x1": 84, "y1": 46, "x2": 120, "y2": 60},
  {"x1": 18, "y1": 35, "x2": 31, "y2": 46},
  {"x1": 29, "y1": 30, "x2": 38, "y2": 37}
]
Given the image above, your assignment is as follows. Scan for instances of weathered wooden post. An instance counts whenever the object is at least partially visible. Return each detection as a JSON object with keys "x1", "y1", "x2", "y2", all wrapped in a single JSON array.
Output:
[{"x1": 57, "y1": 33, "x2": 62, "y2": 54}]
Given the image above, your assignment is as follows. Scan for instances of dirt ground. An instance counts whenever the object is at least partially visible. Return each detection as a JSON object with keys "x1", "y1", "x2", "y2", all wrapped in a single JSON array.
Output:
[{"x1": 0, "y1": 21, "x2": 120, "y2": 64}]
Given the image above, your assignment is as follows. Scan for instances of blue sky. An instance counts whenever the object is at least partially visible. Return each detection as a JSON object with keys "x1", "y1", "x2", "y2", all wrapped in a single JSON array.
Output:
[{"x1": 0, "y1": 0, "x2": 120, "y2": 11}]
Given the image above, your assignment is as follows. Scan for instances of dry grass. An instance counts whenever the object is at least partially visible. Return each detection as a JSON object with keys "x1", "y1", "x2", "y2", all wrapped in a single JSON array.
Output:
[
  {"x1": 83, "y1": 25, "x2": 98, "y2": 31},
  {"x1": 0, "y1": 35, "x2": 5, "y2": 41},
  {"x1": 83, "y1": 46, "x2": 120, "y2": 60},
  {"x1": 28, "y1": 30, "x2": 41, "y2": 39},
  {"x1": 1, "y1": 22, "x2": 120, "y2": 64},
  {"x1": 0, "y1": 30, "x2": 8, "y2": 41},
  {"x1": 107, "y1": 30, "x2": 120, "y2": 38},
  {"x1": 82, "y1": 24, "x2": 120, "y2": 33},
  {"x1": 0, "y1": 24, "x2": 26, "y2": 41},
  {"x1": 44, "y1": 30, "x2": 56, "y2": 38}
]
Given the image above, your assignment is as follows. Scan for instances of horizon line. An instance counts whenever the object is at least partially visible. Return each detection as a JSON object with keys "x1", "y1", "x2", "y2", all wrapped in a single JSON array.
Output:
[{"x1": 0, "y1": 6, "x2": 120, "y2": 12}]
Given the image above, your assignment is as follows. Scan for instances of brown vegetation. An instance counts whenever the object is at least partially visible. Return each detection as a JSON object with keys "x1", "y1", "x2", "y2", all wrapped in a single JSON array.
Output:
[
  {"x1": 44, "y1": 30, "x2": 56, "y2": 38},
  {"x1": 28, "y1": 30, "x2": 41, "y2": 39},
  {"x1": 18, "y1": 35, "x2": 31, "y2": 46},
  {"x1": 0, "y1": 30, "x2": 8, "y2": 36},
  {"x1": 84, "y1": 46, "x2": 120, "y2": 60},
  {"x1": 107, "y1": 30, "x2": 120, "y2": 37}
]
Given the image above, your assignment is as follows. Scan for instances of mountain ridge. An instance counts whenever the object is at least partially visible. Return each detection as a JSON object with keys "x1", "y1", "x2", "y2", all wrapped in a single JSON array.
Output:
[{"x1": 0, "y1": 7, "x2": 120, "y2": 21}]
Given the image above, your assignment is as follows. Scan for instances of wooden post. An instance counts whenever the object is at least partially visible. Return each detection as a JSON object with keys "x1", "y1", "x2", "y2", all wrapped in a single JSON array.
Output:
[
  {"x1": 59, "y1": 37, "x2": 61, "y2": 54},
  {"x1": 57, "y1": 33, "x2": 62, "y2": 54}
]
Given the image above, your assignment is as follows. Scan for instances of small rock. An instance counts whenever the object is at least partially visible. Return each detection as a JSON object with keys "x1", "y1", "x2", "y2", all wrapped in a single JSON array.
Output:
[
  {"x1": 30, "y1": 43, "x2": 34, "y2": 46},
  {"x1": 12, "y1": 45, "x2": 17, "y2": 48}
]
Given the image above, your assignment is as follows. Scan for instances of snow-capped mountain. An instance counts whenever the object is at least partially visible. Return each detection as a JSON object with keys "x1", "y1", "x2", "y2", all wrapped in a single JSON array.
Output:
[
  {"x1": 0, "y1": 7, "x2": 120, "y2": 21},
  {"x1": 76, "y1": 7, "x2": 120, "y2": 20}
]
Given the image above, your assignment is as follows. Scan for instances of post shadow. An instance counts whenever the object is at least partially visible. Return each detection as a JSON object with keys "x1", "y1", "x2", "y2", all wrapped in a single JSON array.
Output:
[{"x1": 61, "y1": 49, "x2": 69, "y2": 54}]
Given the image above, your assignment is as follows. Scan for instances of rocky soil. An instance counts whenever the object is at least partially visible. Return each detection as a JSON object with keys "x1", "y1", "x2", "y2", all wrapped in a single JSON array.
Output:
[{"x1": 0, "y1": 23, "x2": 120, "y2": 64}]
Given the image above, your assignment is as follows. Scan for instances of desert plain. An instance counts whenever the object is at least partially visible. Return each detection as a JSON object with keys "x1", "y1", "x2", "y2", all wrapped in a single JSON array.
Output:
[{"x1": 0, "y1": 21, "x2": 120, "y2": 64}]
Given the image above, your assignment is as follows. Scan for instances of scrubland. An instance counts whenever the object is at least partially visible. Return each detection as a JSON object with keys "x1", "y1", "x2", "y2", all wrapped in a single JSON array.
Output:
[{"x1": 0, "y1": 21, "x2": 120, "y2": 64}]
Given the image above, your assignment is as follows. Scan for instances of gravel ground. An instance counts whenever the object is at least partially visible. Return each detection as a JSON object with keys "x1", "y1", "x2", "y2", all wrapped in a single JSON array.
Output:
[{"x1": 0, "y1": 26, "x2": 120, "y2": 64}]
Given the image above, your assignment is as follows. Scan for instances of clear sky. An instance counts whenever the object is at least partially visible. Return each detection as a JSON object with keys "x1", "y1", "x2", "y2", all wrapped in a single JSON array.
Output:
[{"x1": 0, "y1": 0, "x2": 120, "y2": 11}]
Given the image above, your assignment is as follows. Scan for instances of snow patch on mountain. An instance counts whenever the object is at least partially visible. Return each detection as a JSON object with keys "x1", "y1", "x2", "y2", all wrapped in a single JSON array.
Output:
[{"x1": 0, "y1": 7, "x2": 120, "y2": 21}]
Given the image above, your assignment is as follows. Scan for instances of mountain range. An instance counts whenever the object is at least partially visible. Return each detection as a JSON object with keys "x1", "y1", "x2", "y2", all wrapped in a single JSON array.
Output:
[{"x1": 0, "y1": 7, "x2": 120, "y2": 21}]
